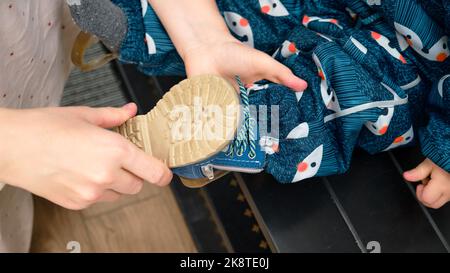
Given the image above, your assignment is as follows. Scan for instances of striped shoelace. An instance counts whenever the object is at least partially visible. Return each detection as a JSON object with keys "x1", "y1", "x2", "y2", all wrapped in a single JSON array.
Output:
[{"x1": 225, "y1": 76, "x2": 257, "y2": 159}]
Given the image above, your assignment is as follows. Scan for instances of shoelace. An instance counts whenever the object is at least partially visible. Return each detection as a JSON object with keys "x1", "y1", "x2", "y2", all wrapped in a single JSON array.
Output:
[{"x1": 225, "y1": 76, "x2": 257, "y2": 159}]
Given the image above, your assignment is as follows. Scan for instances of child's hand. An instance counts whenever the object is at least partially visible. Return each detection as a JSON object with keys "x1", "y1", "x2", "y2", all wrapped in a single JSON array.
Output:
[
  {"x1": 148, "y1": 0, "x2": 307, "y2": 92},
  {"x1": 404, "y1": 159, "x2": 450, "y2": 209},
  {"x1": 182, "y1": 37, "x2": 308, "y2": 92}
]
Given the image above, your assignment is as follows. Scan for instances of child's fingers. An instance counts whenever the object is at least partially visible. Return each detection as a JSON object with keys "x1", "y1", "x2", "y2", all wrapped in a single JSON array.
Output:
[
  {"x1": 428, "y1": 195, "x2": 449, "y2": 209},
  {"x1": 420, "y1": 179, "x2": 443, "y2": 206},
  {"x1": 253, "y1": 52, "x2": 308, "y2": 92},
  {"x1": 430, "y1": 162, "x2": 450, "y2": 180},
  {"x1": 403, "y1": 159, "x2": 433, "y2": 182},
  {"x1": 274, "y1": 71, "x2": 309, "y2": 92},
  {"x1": 429, "y1": 175, "x2": 450, "y2": 209},
  {"x1": 416, "y1": 184, "x2": 425, "y2": 203}
]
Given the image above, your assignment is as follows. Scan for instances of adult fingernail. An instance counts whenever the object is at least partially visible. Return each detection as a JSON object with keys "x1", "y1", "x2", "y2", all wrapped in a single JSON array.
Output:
[
  {"x1": 122, "y1": 103, "x2": 137, "y2": 116},
  {"x1": 122, "y1": 102, "x2": 135, "y2": 111},
  {"x1": 158, "y1": 169, "x2": 173, "y2": 186}
]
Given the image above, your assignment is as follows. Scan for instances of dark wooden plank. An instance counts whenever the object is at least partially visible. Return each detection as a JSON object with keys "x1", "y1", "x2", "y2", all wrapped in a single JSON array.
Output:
[
  {"x1": 327, "y1": 149, "x2": 447, "y2": 253},
  {"x1": 170, "y1": 177, "x2": 229, "y2": 253},
  {"x1": 240, "y1": 173, "x2": 361, "y2": 253},
  {"x1": 205, "y1": 174, "x2": 272, "y2": 253},
  {"x1": 391, "y1": 147, "x2": 450, "y2": 250}
]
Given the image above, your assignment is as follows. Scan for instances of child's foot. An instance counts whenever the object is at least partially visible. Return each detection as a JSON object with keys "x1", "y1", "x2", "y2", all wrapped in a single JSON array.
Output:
[
  {"x1": 114, "y1": 75, "x2": 243, "y2": 187},
  {"x1": 68, "y1": 0, "x2": 128, "y2": 71},
  {"x1": 114, "y1": 75, "x2": 274, "y2": 188}
]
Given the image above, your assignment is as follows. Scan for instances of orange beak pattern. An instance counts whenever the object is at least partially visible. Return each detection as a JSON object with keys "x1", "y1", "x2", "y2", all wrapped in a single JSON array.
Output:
[
  {"x1": 239, "y1": 18, "x2": 249, "y2": 27},
  {"x1": 436, "y1": 52, "x2": 448, "y2": 62},
  {"x1": 379, "y1": 126, "x2": 388, "y2": 135},
  {"x1": 297, "y1": 162, "x2": 308, "y2": 172},
  {"x1": 394, "y1": 136, "x2": 404, "y2": 143},
  {"x1": 288, "y1": 42, "x2": 297, "y2": 53},
  {"x1": 399, "y1": 55, "x2": 407, "y2": 64},
  {"x1": 302, "y1": 15, "x2": 310, "y2": 25},
  {"x1": 272, "y1": 144, "x2": 280, "y2": 153},
  {"x1": 318, "y1": 69, "x2": 325, "y2": 80},
  {"x1": 371, "y1": 31, "x2": 382, "y2": 40},
  {"x1": 261, "y1": 5, "x2": 270, "y2": 14}
]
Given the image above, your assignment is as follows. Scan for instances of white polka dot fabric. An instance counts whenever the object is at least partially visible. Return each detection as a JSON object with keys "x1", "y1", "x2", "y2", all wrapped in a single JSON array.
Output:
[
  {"x1": 0, "y1": 0, "x2": 79, "y2": 252},
  {"x1": 0, "y1": 0, "x2": 79, "y2": 110}
]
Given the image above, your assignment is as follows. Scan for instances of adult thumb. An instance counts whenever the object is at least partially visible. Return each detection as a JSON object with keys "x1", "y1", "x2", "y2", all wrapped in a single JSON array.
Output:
[{"x1": 76, "y1": 103, "x2": 138, "y2": 128}]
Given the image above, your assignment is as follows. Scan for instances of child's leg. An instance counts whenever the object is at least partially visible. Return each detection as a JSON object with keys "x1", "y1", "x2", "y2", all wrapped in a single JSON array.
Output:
[
  {"x1": 68, "y1": 0, "x2": 127, "y2": 51},
  {"x1": 69, "y1": 0, "x2": 303, "y2": 75}
]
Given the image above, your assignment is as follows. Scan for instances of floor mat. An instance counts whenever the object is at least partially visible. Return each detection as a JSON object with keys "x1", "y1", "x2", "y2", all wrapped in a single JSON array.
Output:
[{"x1": 62, "y1": 44, "x2": 128, "y2": 107}]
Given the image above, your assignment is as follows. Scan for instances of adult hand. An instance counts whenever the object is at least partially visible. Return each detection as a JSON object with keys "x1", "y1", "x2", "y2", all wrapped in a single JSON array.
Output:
[{"x1": 0, "y1": 103, "x2": 172, "y2": 210}]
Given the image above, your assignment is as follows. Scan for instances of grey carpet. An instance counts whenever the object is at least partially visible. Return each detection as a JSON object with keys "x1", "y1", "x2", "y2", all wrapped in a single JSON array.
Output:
[{"x1": 62, "y1": 43, "x2": 128, "y2": 107}]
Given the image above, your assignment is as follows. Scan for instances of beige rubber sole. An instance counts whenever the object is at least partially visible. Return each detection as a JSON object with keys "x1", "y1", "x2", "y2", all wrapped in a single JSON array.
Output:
[{"x1": 114, "y1": 75, "x2": 240, "y2": 171}]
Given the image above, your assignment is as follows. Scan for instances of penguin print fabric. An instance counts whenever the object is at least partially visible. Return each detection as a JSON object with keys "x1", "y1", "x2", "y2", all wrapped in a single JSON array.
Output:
[{"x1": 111, "y1": 0, "x2": 450, "y2": 183}]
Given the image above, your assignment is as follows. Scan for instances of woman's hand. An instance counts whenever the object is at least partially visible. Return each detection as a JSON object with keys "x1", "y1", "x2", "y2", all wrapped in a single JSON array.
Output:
[
  {"x1": 404, "y1": 158, "x2": 450, "y2": 209},
  {"x1": 148, "y1": 0, "x2": 307, "y2": 91},
  {"x1": 0, "y1": 104, "x2": 172, "y2": 210}
]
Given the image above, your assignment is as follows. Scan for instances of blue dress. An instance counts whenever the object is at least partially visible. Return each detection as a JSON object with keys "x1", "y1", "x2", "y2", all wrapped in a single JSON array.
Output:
[{"x1": 111, "y1": 0, "x2": 450, "y2": 183}]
